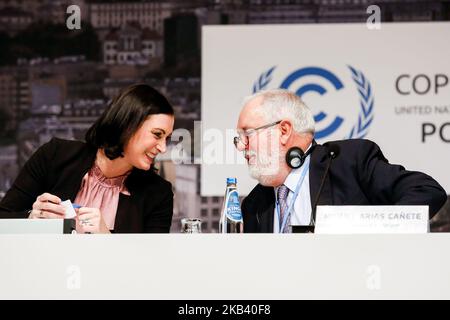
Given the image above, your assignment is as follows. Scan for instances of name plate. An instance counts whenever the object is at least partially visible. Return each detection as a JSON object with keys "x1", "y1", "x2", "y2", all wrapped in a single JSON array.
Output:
[
  {"x1": 0, "y1": 219, "x2": 72, "y2": 234},
  {"x1": 315, "y1": 206, "x2": 429, "y2": 234}
]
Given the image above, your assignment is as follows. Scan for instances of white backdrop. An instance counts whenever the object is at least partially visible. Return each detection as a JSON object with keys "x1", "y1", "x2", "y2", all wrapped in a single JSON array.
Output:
[{"x1": 201, "y1": 22, "x2": 450, "y2": 196}]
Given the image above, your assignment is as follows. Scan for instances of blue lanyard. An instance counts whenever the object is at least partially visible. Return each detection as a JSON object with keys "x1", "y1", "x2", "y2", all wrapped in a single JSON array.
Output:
[{"x1": 275, "y1": 156, "x2": 310, "y2": 233}]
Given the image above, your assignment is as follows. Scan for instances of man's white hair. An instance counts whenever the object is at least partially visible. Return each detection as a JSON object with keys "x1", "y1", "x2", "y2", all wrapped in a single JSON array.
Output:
[{"x1": 243, "y1": 89, "x2": 315, "y2": 135}]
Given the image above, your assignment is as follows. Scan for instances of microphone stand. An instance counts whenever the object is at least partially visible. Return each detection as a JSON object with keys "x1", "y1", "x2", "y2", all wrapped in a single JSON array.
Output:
[{"x1": 292, "y1": 147, "x2": 338, "y2": 234}]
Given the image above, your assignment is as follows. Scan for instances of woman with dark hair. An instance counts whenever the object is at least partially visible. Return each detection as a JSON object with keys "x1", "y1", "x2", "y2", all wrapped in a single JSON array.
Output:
[{"x1": 0, "y1": 84, "x2": 175, "y2": 233}]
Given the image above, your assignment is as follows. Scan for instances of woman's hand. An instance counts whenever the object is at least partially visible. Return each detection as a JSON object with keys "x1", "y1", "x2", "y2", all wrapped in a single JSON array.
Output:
[
  {"x1": 76, "y1": 207, "x2": 111, "y2": 234},
  {"x1": 28, "y1": 193, "x2": 66, "y2": 219}
]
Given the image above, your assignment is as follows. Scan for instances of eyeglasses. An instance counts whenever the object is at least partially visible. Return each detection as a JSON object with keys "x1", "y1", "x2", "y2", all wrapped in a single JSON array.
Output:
[{"x1": 233, "y1": 120, "x2": 281, "y2": 149}]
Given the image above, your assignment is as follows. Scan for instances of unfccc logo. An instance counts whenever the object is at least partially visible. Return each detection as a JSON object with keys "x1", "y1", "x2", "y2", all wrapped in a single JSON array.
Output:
[{"x1": 252, "y1": 66, "x2": 375, "y2": 139}]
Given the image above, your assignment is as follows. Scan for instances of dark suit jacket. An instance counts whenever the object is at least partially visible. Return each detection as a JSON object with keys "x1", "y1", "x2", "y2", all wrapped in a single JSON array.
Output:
[
  {"x1": 0, "y1": 138, "x2": 173, "y2": 233},
  {"x1": 242, "y1": 139, "x2": 447, "y2": 233}
]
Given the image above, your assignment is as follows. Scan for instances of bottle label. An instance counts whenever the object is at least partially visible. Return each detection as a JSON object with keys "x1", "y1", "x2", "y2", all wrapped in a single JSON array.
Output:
[{"x1": 226, "y1": 190, "x2": 243, "y2": 221}]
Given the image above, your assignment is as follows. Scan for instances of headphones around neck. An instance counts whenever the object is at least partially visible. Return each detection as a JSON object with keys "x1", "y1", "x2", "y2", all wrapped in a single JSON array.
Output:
[{"x1": 285, "y1": 141, "x2": 316, "y2": 169}]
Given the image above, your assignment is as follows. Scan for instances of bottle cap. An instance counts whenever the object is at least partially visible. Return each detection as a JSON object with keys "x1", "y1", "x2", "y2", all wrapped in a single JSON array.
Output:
[{"x1": 226, "y1": 177, "x2": 237, "y2": 184}]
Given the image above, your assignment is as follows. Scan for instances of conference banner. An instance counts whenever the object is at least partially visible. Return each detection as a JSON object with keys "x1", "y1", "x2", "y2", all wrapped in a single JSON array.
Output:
[{"x1": 201, "y1": 22, "x2": 450, "y2": 196}]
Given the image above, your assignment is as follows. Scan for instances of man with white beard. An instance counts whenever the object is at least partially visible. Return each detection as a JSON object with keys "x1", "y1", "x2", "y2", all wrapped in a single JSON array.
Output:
[{"x1": 234, "y1": 89, "x2": 447, "y2": 233}]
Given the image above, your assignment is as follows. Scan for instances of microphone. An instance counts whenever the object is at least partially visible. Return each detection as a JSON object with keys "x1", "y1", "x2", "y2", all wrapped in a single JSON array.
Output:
[
  {"x1": 292, "y1": 144, "x2": 340, "y2": 233},
  {"x1": 309, "y1": 144, "x2": 340, "y2": 227},
  {"x1": 327, "y1": 144, "x2": 340, "y2": 159}
]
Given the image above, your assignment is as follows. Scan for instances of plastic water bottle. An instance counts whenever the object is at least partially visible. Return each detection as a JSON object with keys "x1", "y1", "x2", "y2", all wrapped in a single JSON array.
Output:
[{"x1": 219, "y1": 178, "x2": 243, "y2": 233}]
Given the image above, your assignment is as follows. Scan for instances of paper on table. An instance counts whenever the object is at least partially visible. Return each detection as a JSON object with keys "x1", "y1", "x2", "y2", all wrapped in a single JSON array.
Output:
[{"x1": 61, "y1": 200, "x2": 77, "y2": 219}]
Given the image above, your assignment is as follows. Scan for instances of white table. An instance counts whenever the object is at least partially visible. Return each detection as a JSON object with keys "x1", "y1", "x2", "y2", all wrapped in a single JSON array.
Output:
[{"x1": 0, "y1": 234, "x2": 449, "y2": 299}]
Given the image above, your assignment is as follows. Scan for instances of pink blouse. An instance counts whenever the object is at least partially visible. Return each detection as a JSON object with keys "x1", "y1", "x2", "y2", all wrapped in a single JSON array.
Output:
[{"x1": 74, "y1": 163, "x2": 130, "y2": 231}]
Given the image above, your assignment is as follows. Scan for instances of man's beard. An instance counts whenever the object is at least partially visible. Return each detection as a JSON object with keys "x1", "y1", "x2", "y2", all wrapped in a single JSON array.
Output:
[{"x1": 246, "y1": 148, "x2": 283, "y2": 186}]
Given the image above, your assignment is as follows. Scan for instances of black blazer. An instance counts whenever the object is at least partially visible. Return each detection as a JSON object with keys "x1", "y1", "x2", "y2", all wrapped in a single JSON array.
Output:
[
  {"x1": 242, "y1": 139, "x2": 447, "y2": 233},
  {"x1": 0, "y1": 138, "x2": 173, "y2": 233}
]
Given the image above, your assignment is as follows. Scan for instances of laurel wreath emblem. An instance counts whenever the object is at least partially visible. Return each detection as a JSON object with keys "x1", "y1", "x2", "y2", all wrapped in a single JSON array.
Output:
[
  {"x1": 253, "y1": 66, "x2": 276, "y2": 93},
  {"x1": 347, "y1": 66, "x2": 374, "y2": 139},
  {"x1": 252, "y1": 65, "x2": 374, "y2": 139}
]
